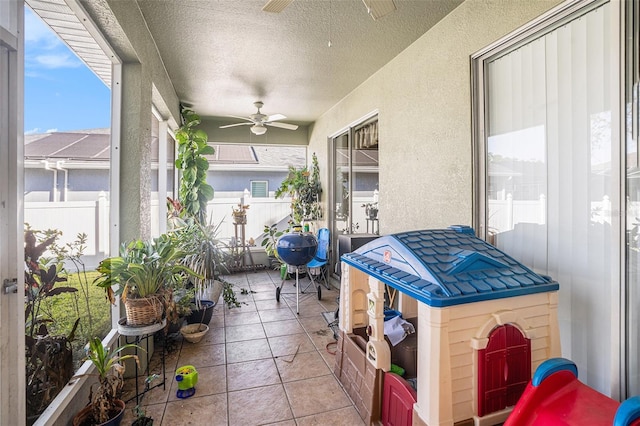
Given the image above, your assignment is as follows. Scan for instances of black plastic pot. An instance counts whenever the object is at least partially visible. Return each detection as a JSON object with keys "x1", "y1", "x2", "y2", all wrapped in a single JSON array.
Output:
[{"x1": 185, "y1": 300, "x2": 215, "y2": 325}]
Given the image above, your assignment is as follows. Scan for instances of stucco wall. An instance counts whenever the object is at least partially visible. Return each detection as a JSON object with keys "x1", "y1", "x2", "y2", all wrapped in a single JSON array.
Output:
[{"x1": 308, "y1": 0, "x2": 563, "y2": 234}]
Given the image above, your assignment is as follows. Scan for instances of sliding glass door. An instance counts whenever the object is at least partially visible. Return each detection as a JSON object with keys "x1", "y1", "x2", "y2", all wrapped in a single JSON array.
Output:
[
  {"x1": 329, "y1": 117, "x2": 379, "y2": 276},
  {"x1": 474, "y1": 1, "x2": 621, "y2": 396}
]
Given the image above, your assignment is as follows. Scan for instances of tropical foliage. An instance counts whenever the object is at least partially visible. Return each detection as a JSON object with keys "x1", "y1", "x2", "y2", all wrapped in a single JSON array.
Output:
[
  {"x1": 275, "y1": 152, "x2": 322, "y2": 224},
  {"x1": 175, "y1": 107, "x2": 215, "y2": 223}
]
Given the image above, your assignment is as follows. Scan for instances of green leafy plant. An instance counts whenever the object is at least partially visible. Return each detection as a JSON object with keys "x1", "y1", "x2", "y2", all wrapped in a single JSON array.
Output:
[
  {"x1": 80, "y1": 337, "x2": 142, "y2": 424},
  {"x1": 175, "y1": 108, "x2": 215, "y2": 224},
  {"x1": 261, "y1": 223, "x2": 289, "y2": 269},
  {"x1": 94, "y1": 235, "x2": 200, "y2": 304},
  {"x1": 275, "y1": 152, "x2": 322, "y2": 224},
  {"x1": 24, "y1": 228, "x2": 80, "y2": 423}
]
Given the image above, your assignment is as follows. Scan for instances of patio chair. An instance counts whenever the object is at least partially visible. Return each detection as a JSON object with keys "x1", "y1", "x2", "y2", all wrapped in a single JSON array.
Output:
[{"x1": 301, "y1": 227, "x2": 331, "y2": 300}]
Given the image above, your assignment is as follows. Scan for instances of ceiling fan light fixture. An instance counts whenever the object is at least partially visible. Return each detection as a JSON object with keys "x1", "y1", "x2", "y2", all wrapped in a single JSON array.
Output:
[{"x1": 251, "y1": 124, "x2": 268, "y2": 135}]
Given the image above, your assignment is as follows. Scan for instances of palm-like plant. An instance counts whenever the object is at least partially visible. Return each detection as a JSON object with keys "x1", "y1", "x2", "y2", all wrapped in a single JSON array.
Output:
[
  {"x1": 81, "y1": 337, "x2": 142, "y2": 424},
  {"x1": 94, "y1": 235, "x2": 200, "y2": 304}
]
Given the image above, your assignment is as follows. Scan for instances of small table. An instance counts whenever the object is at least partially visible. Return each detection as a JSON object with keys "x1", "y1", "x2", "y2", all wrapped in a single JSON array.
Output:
[{"x1": 118, "y1": 319, "x2": 167, "y2": 406}]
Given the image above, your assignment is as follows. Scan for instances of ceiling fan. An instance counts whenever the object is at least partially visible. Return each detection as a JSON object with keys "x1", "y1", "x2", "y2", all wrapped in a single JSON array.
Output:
[
  {"x1": 219, "y1": 101, "x2": 299, "y2": 136},
  {"x1": 262, "y1": 0, "x2": 396, "y2": 21}
]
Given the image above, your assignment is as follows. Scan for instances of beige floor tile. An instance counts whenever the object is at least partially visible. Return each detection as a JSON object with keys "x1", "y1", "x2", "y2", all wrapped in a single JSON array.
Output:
[
  {"x1": 283, "y1": 375, "x2": 352, "y2": 418},
  {"x1": 161, "y1": 393, "x2": 227, "y2": 425},
  {"x1": 275, "y1": 351, "x2": 331, "y2": 382},
  {"x1": 228, "y1": 384, "x2": 293, "y2": 426},
  {"x1": 268, "y1": 333, "x2": 316, "y2": 358},
  {"x1": 178, "y1": 342, "x2": 225, "y2": 368},
  {"x1": 226, "y1": 358, "x2": 281, "y2": 391},
  {"x1": 252, "y1": 290, "x2": 277, "y2": 301},
  {"x1": 255, "y1": 298, "x2": 289, "y2": 311},
  {"x1": 195, "y1": 326, "x2": 225, "y2": 345},
  {"x1": 294, "y1": 302, "x2": 331, "y2": 318},
  {"x1": 223, "y1": 310, "x2": 261, "y2": 326},
  {"x1": 263, "y1": 319, "x2": 305, "y2": 338},
  {"x1": 295, "y1": 406, "x2": 365, "y2": 425},
  {"x1": 249, "y1": 282, "x2": 277, "y2": 293},
  {"x1": 225, "y1": 301, "x2": 257, "y2": 313},
  {"x1": 208, "y1": 314, "x2": 225, "y2": 329},
  {"x1": 225, "y1": 323, "x2": 266, "y2": 342},
  {"x1": 298, "y1": 315, "x2": 330, "y2": 334},
  {"x1": 226, "y1": 338, "x2": 272, "y2": 363},
  {"x1": 258, "y1": 308, "x2": 296, "y2": 323},
  {"x1": 168, "y1": 364, "x2": 226, "y2": 402}
]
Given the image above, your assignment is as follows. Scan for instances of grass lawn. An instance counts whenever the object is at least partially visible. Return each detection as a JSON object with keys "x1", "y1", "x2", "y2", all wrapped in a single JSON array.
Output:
[{"x1": 42, "y1": 270, "x2": 112, "y2": 366}]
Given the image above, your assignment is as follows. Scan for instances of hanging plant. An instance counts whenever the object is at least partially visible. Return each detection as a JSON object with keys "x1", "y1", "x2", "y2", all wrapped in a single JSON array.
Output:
[
  {"x1": 175, "y1": 107, "x2": 215, "y2": 223},
  {"x1": 275, "y1": 152, "x2": 322, "y2": 224}
]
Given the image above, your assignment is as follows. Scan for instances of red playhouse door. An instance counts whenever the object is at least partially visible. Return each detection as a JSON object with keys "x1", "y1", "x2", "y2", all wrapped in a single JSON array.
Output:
[
  {"x1": 381, "y1": 372, "x2": 417, "y2": 426},
  {"x1": 478, "y1": 324, "x2": 531, "y2": 417}
]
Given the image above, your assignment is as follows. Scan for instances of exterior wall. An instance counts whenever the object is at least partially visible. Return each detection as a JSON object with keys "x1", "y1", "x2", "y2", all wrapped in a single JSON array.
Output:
[
  {"x1": 415, "y1": 292, "x2": 561, "y2": 425},
  {"x1": 307, "y1": 0, "x2": 563, "y2": 234}
]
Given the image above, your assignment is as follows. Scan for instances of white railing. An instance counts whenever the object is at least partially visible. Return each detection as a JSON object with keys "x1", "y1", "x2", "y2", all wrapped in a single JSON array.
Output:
[{"x1": 25, "y1": 193, "x2": 293, "y2": 268}]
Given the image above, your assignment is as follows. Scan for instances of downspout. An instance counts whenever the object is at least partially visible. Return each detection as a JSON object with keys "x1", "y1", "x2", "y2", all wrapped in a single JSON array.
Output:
[
  {"x1": 41, "y1": 159, "x2": 58, "y2": 202},
  {"x1": 55, "y1": 160, "x2": 68, "y2": 202}
]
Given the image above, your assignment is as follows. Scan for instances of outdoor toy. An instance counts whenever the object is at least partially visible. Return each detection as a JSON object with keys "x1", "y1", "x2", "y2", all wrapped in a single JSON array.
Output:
[
  {"x1": 175, "y1": 365, "x2": 198, "y2": 399},
  {"x1": 505, "y1": 358, "x2": 640, "y2": 426}
]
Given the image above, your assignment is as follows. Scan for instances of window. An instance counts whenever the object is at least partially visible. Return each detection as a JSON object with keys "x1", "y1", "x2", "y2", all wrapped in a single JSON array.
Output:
[
  {"x1": 473, "y1": 1, "x2": 619, "y2": 396},
  {"x1": 251, "y1": 180, "x2": 268, "y2": 198}
]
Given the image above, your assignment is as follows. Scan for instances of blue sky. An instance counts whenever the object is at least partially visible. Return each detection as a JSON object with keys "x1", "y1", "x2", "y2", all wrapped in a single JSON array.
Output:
[{"x1": 24, "y1": 7, "x2": 110, "y2": 134}]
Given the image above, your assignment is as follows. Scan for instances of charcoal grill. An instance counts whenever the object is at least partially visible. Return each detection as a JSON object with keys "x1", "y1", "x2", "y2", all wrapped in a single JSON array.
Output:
[{"x1": 275, "y1": 229, "x2": 318, "y2": 314}]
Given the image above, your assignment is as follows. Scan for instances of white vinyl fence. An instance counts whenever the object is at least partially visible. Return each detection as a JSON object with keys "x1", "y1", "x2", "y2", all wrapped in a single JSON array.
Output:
[{"x1": 25, "y1": 193, "x2": 293, "y2": 268}]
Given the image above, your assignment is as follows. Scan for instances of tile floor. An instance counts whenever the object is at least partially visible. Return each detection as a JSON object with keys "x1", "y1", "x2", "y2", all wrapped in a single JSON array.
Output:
[{"x1": 120, "y1": 269, "x2": 364, "y2": 426}]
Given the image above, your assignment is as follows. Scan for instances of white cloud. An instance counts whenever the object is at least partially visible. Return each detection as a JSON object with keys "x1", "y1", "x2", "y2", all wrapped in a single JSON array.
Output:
[
  {"x1": 25, "y1": 128, "x2": 40, "y2": 135},
  {"x1": 24, "y1": 8, "x2": 82, "y2": 70},
  {"x1": 24, "y1": 10, "x2": 61, "y2": 49},
  {"x1": 34, "y1": 54, "x2": 81, "y2": 69},
  {"x1": 45, "y1": 128, "x2": 58, "y2": 133}
]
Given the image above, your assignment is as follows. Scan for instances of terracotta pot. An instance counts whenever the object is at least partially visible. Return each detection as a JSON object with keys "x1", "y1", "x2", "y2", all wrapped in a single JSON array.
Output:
[{"x1": 72, "y1": 399, "x2": 125, "y2": 426}]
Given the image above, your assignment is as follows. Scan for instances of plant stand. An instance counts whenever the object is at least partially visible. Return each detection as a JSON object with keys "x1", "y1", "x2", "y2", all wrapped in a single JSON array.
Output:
[
  {"x1": 118, "y1": 319, "x2": 167, "y2": 406},
  {"x1": 366, "y1": 218, "x2": 379, "y2": 235},
  {"x1": 230, "y1": 222, "x2": 264, "y2": 272}
]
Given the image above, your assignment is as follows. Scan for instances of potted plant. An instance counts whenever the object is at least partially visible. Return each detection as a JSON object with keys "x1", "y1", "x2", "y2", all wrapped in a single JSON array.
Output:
[
  {"x1": 275, "y1": 152, "x2": 322, "y2": 226},
  {"x1": 94, "y1": 235, "x2": 200, "y2": 327},
  {"x1": 72, "y1": 337, "x2": 141, "y2": 426},
  {"x1": 24, "y1": 228, "x2": 80, "y2": 424},
  {"x1": 168, "y1": 203, "x2": 241, "y2": 319},
  {"x1": 261, "y1": 223, "x2": 290, "y2": 279}
]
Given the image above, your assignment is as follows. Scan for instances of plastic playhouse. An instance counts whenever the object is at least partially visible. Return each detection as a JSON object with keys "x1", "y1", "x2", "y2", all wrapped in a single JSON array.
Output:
[{"x1": 335, "y1": 226, "x2": 562, "y2": 425}]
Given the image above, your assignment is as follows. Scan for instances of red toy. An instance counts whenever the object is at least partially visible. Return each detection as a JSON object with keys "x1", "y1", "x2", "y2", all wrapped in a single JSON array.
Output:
[{"x1": 505, "y1": 358, "x2": 640, "y2": 426}]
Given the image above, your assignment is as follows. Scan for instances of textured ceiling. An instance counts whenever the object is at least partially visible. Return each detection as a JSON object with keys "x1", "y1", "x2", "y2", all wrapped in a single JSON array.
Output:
[
  {"x1": 136, "y1": 0, "x2": 462, "y2": 125},
  {"x1": 31, "y1": 0, "x2": 463, "y2": 126}
]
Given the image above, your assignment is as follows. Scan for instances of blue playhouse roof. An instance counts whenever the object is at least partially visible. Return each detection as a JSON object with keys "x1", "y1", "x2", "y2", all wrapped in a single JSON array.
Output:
[{"x1": 340, "y1": 225, "x2": 559, "y2": 307}]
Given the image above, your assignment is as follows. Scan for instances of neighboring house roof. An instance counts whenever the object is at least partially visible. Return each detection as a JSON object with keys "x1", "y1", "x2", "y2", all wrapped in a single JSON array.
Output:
[
  {"x1": 341, "y1": 225, "x2": 559, "y2": 307},
  {"x1": 24, "y1": 130, "x2": 305, "y2": 169}
]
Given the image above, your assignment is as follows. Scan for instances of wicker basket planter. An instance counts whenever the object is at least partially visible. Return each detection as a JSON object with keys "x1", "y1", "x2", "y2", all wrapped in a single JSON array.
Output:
[{"x1": 124, "y1": 296, "x2": 164, "y2": 326}]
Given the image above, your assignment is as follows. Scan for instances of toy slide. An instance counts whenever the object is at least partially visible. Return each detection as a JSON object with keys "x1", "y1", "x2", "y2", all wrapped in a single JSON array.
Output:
[{"x1": 505, "y1": 358, "x2": 640, "y2": 426}]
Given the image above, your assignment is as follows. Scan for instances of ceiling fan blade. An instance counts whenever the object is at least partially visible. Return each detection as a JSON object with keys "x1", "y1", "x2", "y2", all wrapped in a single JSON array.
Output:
[
  {"x1": 267, "y1": 113, "x2": 286, "y2": 122},
  {"x1": 226, "y1": 115, "x2": 254, "y2": 121},
  {"x1": 219, "y1": 122, "x2": 252, "y2": 129},
  {"x1": 266, "y1": 121, "x2": 298, "y2": 130},
  {"x1": 262, "y1": 0, "x2": 293, "y2": 13}
]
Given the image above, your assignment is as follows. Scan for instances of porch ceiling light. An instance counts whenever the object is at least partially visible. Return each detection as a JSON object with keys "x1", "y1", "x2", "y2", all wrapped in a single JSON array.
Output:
[{"x1": 251, "y1": 124, "x2": 267, "y2": 135}]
